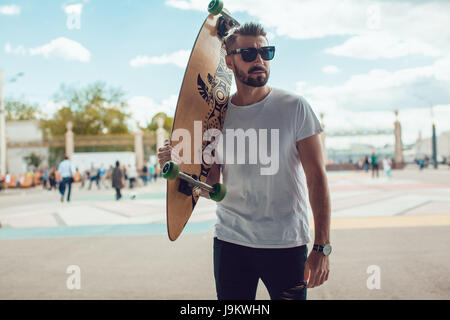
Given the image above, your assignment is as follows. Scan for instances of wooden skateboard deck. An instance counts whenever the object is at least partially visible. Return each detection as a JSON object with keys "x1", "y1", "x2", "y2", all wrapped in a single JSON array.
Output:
[{"x1": 166, "y1": 3, "x2": 238, "y2": 241}]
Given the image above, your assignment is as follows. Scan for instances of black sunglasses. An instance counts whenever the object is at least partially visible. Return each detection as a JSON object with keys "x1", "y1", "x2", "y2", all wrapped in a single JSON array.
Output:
[{"x1": 228, "y1": 46, "x2": 275, "y2": 62}]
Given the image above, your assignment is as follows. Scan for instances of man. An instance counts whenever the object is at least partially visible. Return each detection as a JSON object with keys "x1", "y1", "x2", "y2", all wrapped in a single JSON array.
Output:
[
  {"x1": 57, "y1": 156, "x2": 73, "y2": 202},
  {"x1": 158, "y1": 23, "x2": 331, "y2": 300},
  {"x1": 112, "y1": 161, "x2": 124, "y2": 200},
  {"x1": 371, "y1": 152, "x2": 379, "y2": 178}
]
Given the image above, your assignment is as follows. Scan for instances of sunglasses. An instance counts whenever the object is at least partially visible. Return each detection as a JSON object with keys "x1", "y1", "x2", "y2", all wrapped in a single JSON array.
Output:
[{"x1": 228, "y1": 46, "x2": 275, "y2": 62}]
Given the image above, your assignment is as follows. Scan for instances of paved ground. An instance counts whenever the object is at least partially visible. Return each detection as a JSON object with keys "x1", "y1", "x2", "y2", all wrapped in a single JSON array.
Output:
[{"x1": 0, "y1": 168, "x2": 449, "y2": 299}]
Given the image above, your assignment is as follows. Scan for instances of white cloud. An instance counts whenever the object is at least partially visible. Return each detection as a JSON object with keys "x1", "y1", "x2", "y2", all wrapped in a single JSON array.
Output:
[
  {"x1": 29, "y1": 37, "x2": 91, "y2": 62},
  {"x1": 325, "y1": 33, "x2": 441, "y2": 60},
  {"x1": 322, "y1": 65, "x2": 341, "y2": 74},
  {"x1": 165, "y1": 0, "x2": 450, "y2": 61},
  {"x1": 4, "y1": 42, "x2": 26, "y2": 55},
  {"x1": 130, "y1": 50, "x2": 191, "y2": 68},
  {"x1": 297, "y1": 59, "x2": 450, "y2": 147},
  {"x1": 127, "y1": 95, "x2": 178, "y2": 127},
  {"x1": 0, "y1": 5, "x2": 21, "y2": 15}
]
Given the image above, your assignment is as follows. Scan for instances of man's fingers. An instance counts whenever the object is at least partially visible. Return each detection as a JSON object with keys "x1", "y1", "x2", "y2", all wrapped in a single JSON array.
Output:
[
  {"x1": 316, "y1": 271, "x2": 326, "y2": 287},
  {"x1": 303, "y1": 263, "x2": 310, "y2": 283}
]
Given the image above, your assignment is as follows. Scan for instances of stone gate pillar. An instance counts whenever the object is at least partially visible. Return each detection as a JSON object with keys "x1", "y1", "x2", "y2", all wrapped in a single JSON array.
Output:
[
  {"x1": 134, "y1": 125, "x2": 144, "y2": 170},
  {"x1": 394, "y1": 110, "x2": 404, "y2": 168},
  {"x1": 65, "y1": 121, "x2": 74, "y2": 158}
]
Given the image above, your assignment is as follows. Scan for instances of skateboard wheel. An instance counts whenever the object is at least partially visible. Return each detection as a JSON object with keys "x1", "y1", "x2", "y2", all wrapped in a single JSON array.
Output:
[
  {"x1": 208, "y1": 0, "x2": 223, "y2": 15},
  {"x1": 162, "y1": 161, "x2": 180, "y2": 180},
  {"x1": 209, "y1": 182, "x2": 227, "y2": 202}
]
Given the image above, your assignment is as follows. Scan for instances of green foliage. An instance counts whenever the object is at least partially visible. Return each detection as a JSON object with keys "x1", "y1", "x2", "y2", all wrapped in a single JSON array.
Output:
[
  {"x1": 146, "y1": 112, "x2": 174, "y2": 133},
  {"x1": 5, "y1": 98, "x2": 41, "y2": 121},
  {"x1": 40, "y1": 82, "x2": 131, "y2": 137},
  {"x1": 23, "y1": 152, "x2": 44, "y2": 169}
]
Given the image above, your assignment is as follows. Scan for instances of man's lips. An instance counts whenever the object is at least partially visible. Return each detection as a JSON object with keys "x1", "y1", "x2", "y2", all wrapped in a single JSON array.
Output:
[{"x1": 250, "y1": 70, "x2": 266, "y2": 74}]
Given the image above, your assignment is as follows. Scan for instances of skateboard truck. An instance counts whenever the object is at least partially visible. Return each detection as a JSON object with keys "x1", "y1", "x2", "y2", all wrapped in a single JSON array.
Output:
[
  {"x1": 208, "y1": 0, "x2": 240, "y2": 38},
  {"x1": 162, "y1": 161, "x2": 227, "y2": 202}
]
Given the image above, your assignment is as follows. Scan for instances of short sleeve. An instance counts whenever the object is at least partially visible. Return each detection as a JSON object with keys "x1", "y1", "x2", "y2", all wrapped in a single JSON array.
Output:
[{"x1": 295, "y1": 96, "x2": 323, "y2": 142}]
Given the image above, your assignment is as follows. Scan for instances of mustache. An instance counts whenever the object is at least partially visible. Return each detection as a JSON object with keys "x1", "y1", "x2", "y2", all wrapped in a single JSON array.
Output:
[{"x1": 248, "y1": 66, "x2": 267, "y2": 73}]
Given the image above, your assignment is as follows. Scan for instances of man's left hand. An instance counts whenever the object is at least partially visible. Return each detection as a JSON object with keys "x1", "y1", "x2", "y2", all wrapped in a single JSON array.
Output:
[{"x1": 304, "y1": 250, "x2": 330, "y2": 288}]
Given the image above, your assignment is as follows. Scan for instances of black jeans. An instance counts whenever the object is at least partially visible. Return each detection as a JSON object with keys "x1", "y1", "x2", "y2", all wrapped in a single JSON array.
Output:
[{"x1": 213, "y1": 237, "x2": 308, "y2": 300}]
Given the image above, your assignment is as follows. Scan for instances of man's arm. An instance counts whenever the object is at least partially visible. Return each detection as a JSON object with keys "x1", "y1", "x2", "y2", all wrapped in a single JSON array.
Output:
[{"x1": 296, "y1": 133, "x2": 331, "y2": 288}]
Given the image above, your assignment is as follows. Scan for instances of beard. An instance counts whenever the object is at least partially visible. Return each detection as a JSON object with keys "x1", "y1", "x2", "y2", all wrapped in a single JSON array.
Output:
[{"x1": 234, "y1": 64, "x2": 270, "y2": 87}]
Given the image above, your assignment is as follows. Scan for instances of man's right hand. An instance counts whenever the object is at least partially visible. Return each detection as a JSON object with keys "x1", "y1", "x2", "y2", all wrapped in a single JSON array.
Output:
[{"x1": 157, "y1": 140, "x2": 173, "y2": 168}]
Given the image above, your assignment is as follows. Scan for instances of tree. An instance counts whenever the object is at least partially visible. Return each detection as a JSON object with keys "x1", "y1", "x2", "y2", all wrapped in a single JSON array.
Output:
[
  {"x1": 23, "y1": 152, "x2": 44, "y2": 169},
  {"x1": 146, "y1": 112, "x2": 174, "y2": 133},
  {"x1": 40, "y1": 82, "x2": 131, "y2": 137},
  {"x1": 4, "y1": 98, "x2": 41, "y2": 121}
]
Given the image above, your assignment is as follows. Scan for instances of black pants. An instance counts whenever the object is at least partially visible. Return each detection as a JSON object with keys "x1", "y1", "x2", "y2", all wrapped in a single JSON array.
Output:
[
  {"x1": 115, "y1": 187, "x2": 122, "y2": 200},
  {"x1": 213, "y1": 237, "x2": 308, "y2": 300}
]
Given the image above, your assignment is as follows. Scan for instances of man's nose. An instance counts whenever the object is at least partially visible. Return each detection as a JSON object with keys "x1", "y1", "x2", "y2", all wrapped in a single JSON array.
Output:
[{"x1": 254, "y1": 52, "x2": 265, "y2": 64}]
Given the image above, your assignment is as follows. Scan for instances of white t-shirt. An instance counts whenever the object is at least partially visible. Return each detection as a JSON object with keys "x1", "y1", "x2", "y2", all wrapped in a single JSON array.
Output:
[{"x1": 214, "y1": 88, "x2": 323, "y2": 248}]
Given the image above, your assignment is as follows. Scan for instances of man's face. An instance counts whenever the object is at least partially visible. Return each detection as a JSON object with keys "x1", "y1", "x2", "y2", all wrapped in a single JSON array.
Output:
[{"x1": 226, "y1": 35, "x2": 271, "y2": 88}]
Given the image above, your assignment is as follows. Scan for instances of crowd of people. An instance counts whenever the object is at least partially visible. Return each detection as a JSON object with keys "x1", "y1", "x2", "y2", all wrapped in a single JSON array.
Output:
[
  {"x1": 0, "y1": 157, "x2": 161, "y2": 201},
  {"x1": 360, "y1": 152, "x2": 393, "y2": 179}
]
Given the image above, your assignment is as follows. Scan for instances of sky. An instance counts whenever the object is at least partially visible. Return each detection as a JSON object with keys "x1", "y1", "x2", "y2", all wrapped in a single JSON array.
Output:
[{"x1": 1, "y1": 0, "x2": 450, "y2": 150}]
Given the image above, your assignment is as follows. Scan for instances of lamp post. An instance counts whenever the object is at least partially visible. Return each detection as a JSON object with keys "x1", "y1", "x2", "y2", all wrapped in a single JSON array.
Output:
[
  {"x1": 431, "y1": 107, "x2": 438, "y2": 169},
  {"x1": 414, "y1": 94, "x2": 438, "y2": 169}
]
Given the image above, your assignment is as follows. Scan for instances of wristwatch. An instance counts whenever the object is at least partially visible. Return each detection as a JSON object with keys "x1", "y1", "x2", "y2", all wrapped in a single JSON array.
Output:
[{"x1": 313, "y1": 243, "x2": 332, "y2": 256}]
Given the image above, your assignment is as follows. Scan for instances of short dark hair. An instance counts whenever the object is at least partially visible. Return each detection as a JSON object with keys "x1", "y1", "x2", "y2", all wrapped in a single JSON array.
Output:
[{"x1": 224, "y1": 22, "x2": 267, "y2": 54}]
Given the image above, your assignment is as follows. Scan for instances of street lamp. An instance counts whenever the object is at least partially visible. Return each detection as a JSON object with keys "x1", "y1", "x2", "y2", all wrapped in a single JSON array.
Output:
[
  {"x1": 413, "y1": 93, "x2": 438, "y2": 169},
  {"x1": 0, "y1": 70, "x2": 25, "y2": 176}
]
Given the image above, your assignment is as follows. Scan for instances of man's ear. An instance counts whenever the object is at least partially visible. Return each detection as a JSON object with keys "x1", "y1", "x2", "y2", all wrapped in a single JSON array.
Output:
[{"x1": 225, "y1": 54, "x2": 234, "y2": 71}]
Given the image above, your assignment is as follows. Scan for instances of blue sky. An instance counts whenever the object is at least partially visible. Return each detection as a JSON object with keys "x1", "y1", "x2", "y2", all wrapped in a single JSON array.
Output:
[{"x1": 1, "y1": 0, "x2": 450, "y2": 149}]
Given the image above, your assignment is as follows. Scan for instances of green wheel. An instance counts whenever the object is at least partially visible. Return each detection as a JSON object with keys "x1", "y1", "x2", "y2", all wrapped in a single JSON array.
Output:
[
  {"x1": 209, "y1": 183, "x2": 227, "y2": 202},
  {"x1": 208, "y1": 0, "x2": 223, "y2": 15},
  {"x1": 162, "y1": 161, "x2": 180, "y2": 180}
]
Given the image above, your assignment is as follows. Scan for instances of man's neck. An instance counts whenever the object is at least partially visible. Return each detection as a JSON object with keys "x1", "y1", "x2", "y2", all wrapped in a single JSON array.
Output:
[{"x1": 231, "y1": 84, "x2": 271, "y2": 106}]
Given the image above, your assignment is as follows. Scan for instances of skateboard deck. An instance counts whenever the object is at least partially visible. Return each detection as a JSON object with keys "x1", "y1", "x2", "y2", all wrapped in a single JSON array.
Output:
[{"x1": 165, "y1": 1, "x2": 239, "y2": 241}]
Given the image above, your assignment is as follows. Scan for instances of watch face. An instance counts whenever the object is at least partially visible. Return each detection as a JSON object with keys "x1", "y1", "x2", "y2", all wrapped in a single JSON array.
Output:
[{"x1": 323, "y1": 244, "x2": 332, "y2": 256}]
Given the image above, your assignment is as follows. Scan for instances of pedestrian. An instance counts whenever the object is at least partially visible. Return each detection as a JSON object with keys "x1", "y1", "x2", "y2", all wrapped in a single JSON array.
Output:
[
  {"x1": 158, "y1": 23, "x2": 331, "y2": 300},
  {"x1": 88, "y1": 163, "x2": 100, "y2": 190},
  {"x1": 149, "y1": 164, "x2": 155, "y2": 183},
  {"x1": 371, "y1": 152, "x2": 379, "y2": 178},
  {"x1": 57, "y1": 155, "x2": 73, "y2": 202},
  {"x1": 141, "y1": 163, "x2": 149, "y2": 185},
  {"x1": 127, "y1": 164, "x2": 138, "y2": 189},
  {"x1": 364, "y1": 156, "x2": 370, "y2": 173},
  {"x1": 99, "y1": 163, "x2": 108, "y2": 189},
  {"x1": 49, "y1": 167, "x2": 57, "y2": 190},
  {"x1": 112, "y1": 161, "x2": 124, "y2": 200},
  {"x1": 382, "y1": 157, "x2": 392, "y2": 179},
  {"x1": 42, "y1": 166, "x2": 49, "y2": 190}
]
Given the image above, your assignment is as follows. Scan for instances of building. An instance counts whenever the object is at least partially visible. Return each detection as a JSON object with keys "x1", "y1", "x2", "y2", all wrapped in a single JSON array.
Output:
[{"x1": 5, "y1": 120, "x2": 48, "y2": 174}]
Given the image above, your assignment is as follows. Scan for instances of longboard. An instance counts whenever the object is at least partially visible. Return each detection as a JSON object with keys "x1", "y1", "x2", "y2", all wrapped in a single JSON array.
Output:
[{"x1": 164, "y1": 0, "x2": 239, "y2": 241}]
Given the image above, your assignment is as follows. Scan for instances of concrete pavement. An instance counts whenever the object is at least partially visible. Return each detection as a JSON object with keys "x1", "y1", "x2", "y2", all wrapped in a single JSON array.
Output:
[{"x1": 0, "y1": 168, "x2": 449, "y2": 299}]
